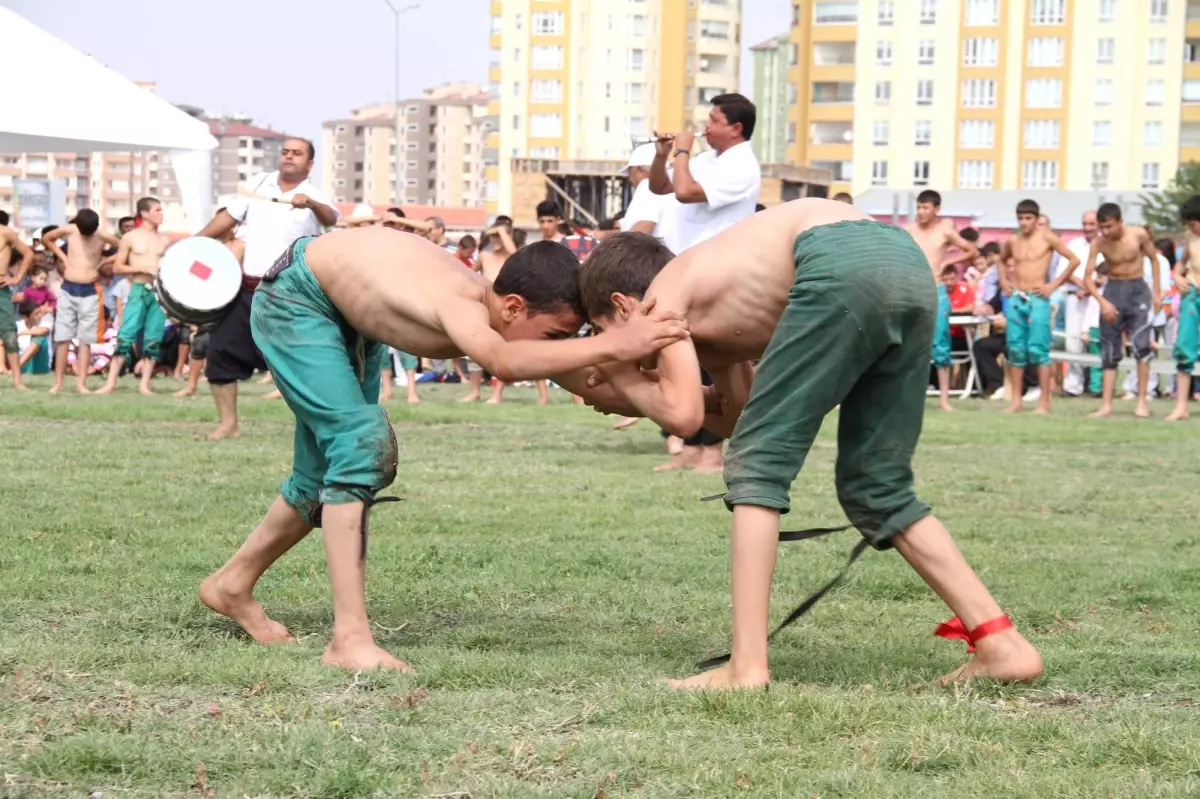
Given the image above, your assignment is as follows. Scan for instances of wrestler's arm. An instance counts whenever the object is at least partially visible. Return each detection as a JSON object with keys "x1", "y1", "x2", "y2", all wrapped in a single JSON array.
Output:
[
  {"x1": 1178, "y1": 241, "x2": 1192, "y2": 291},
  {"x1": 997, "y1": 238, "x2": 1014, "y2": 296},
  {"x1": 941, "y1": 225, "x2": 979, "y2": 269},
  {"x1": 2, "y1": 229, "x2": 33, "y2": 286},
  {"x1": 1139, "y1": 230, "x2": 1164, "y2": 309},
  {"x1": 551, "y1": 366, "x2": 644, "y2": 416},
  {"x1": 1045, "y1": 233, "x2": 1081, "y2": 292},
  {"x1": 111, "y1": 237, "x2": 135, "y2": 276},
  {"x1": 41, "y1": 226, "x2": 70, "y2": 265},
  {"x1": 99, "y1": 232, "x2": 121, "y2": 249},
  {"x1": 492, "y1": 227, "x2": 518, "y2": 255},
  {"x1": 701, "y1": 361, "x2": 756, "y2": 439}
]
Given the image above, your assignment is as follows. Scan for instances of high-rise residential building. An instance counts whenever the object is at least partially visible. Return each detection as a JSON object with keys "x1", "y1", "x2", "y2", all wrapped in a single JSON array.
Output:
[
  {"x1": 789, "y1": 0, "x2": 1194, "y2": 198},
  {"x1": 487, "y1": 0, "x2": 743, "y2": 215},
  {"x1": 750, "y1": 33, "x2": 791, "y2": 164},
  {"x1": 320, "y1": 83, "x2": 491, "y2": 208}
]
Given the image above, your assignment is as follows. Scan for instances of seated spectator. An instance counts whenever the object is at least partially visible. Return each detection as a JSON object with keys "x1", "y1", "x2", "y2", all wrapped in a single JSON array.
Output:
[
  {"x1": 21, "y1": 267, "x2": 56, "y2": 311},
  {"x1": 15, "y1": 300, "x2": 53, "y2": 375}
]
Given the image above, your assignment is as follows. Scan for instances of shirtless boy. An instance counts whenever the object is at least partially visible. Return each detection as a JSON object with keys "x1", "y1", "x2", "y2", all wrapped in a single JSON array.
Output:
[
  {"x1": 1082, "y1": 203, "x2": 1163, "y2": 419},
  {"x1": 569, "y1": 199, "x2": 1042, "y2": 690},
  {"x1": 41, "y1": 210, "x2": 120, "y2": 393},
  {"x1": 904, "y1": 190, "x2": 978, "y2": 412},
  {"x1": 1168, "y1": 196, "x2": 1200, "y2": 422},
  {"x1": 98, "y1": 197, "x2": 176, "y2": 396},
  {"x1": 999, "y1": 199, "x2": 1080, "y2": 414},
  {"x1": 0, "y1": 210, "x2": 35, "y2": 389},
  {"x1": 199, "y1": 228, "x2": 688, "y2": 671}
]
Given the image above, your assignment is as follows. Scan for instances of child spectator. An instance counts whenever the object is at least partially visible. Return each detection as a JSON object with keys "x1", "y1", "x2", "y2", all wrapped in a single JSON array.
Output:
[
  {"x1": 22, "y1": 267, "x2": 56, "y2": 311},
  {"x1": 15, "y1": 299, "x2": 53, "y2": 375}
]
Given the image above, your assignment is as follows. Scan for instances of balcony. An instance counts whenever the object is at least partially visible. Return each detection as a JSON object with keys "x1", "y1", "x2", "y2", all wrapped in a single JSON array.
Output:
[
  {"x1": 811, "y1": 159, "x2": 854, "y2": 181},
  {"x1": 699, "y1": 54, "x2": 730, "y2": 74},
  {"x1": 810, "y1": 121, "x2": 853, "y2": 145},
  {"x1": 814, "y1": 1, "x2": 857, "y2": 25},
  {"x1": 811, "y1": 81, "x2": 855, "y2": 104},
  {"x1": 813, "y1": 42, "x2": 855, "y2": 66}
]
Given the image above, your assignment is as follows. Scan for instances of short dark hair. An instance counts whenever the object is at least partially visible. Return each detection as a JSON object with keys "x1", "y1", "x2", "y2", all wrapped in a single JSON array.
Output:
[
  {"x1": 940, "y1": 264, "x2": 957, "y2": 277},
  {"x1": 0, "y1": 210, "x2": 9, "y2": 226},
  {"x1": 285, "y1": 137, "x2": 316, "y2": 161},
  {"x1": 512, "y1": 228, "x2": 528, "y2": 249},
  {"x1": 833, "y1": 193, "x2": 853, "y2": 204},
  {"x1": 118, "y1": 216, "x2": 136, "y2": 229},
  {"x1": 17, "y1": 299, "x2": 38, "y2": 318},
  {"x1": 536, "y1": 200, "x2": 563, "y2": 219},
  {"x1": 981, "y1": 241, "x2": 1001, "y2": 257},
  {"x1": 600, "y1": 216, "x2": 620, "y2": 231},
  {"x1": 40, "y1": 225, "x2": 58, "y2": 239},
  {"x1": 917, "y1": 190, "x2": 942, "y2": 207},
  {"x1": 495, "y1": 214, "x2": 513, "y2": 227},
  {"x1": 135, "y1": 197, "x2": 160, "y2": 217},
  {"x1": 74, "y1": 209, "x2": 100, "y2": 236},
  {"x1": 579, "y1": 232, "x2": 674, "y2": 319},
  {"x1": 459, "y1": 234, "x2": 477, "y2": 249},
  {"x1": 426, "y1": 216, "x2": 445, "y2": 230},
  {"x1": 754, "y1": 203, "x2": 767, "y2": 213},
  {"x1": 1097, "y1": 202, "x2": 1122, "y2": 222},
  {"x1": 493, "y1": 241, "x2": 583, "y2": 317},
  {"x1": 960, "y1": 227, "x2": 980, "y2": 243},
  {"x1": 1155, "y1": 238, "x2": 1177, "y2": 268},
  {"x1": 711, "y1": 93, "x2": 757, "y2": 140},
  {"x1": 556, "y1": 221, "x2": 574, "y2": 236},
  {"x1": 388, "y1": 207, "x2": 405, "y2": 218},
  {"x1": 1181, "y1": 196, "x2": 1200, "y2": 223},
  {"x1": 1016, "y1": 199, "x2": 1041, "y2": 218}
]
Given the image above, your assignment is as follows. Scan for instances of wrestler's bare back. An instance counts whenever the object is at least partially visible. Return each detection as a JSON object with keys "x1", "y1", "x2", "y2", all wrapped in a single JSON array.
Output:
[
  {"x1": 305, "y1": 226, "x2": 492, "y2": 358},
  {"x1": 648, "y1": 199, "x2": 872, "y2": 366}
]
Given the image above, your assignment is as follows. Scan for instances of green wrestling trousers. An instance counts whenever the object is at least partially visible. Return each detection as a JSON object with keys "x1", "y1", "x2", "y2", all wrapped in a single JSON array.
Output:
[
  {"x1": 0, "y1": 286, "x2": 17, "y2": 355},
  {"x1": 1005, "y1": 292, "x2": 1052, "y2": 368},
  {"x1": 931, "y1": 284, "x2": 952, "y2": 369},
  {"x1": 723, "y1": 220, "x2": 933, "y2": 550},
  {"x1": 1176, "y1": 288, "x2": 1199, "y2": 374},
  {"x1": 117, "y1": 281, "x2": 167, "y2": 361},
  {"x1": 250, "y1": 237, "x2": 397, "y2": 526}
]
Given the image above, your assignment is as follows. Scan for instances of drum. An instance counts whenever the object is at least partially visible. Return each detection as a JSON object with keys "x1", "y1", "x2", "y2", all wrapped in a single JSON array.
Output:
[{"x1": 155, "y1": 237, "x2": 243, "y2": 327}]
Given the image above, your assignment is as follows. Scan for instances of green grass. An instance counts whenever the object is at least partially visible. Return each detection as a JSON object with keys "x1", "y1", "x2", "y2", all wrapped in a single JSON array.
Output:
[{"x1": 3, "y1": 377, "x2": 1200, "y2": 797}]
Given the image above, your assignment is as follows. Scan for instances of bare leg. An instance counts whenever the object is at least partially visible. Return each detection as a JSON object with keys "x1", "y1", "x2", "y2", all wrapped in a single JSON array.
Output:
[
  {"x1": 665, "y1": 435, "x2": 684, "y2": 455},
  {"x1": 537, "y1": 379, "x2": 550, "y2": 405},
  {"x1": 138, "y1": 358, "x2": 155, "y2": 396},
  {"x1": 1002, "y1": 365, "x2": 1024, "y2": 413},
  {"x1": 1090, "y1": 370, "x2": 1117, "y2": 418},
  {"x1": 50, "y1": 342, "x2": 69, "y2": 393},
  {"x1": 461, "y1": 369, "x2": 482, "y2": 402},
  {"x1": 7, "y1": 352, "x2": 26, "y2": 390},
  {"x1": 174, "y1": 343, "x2": 190, "y2": 379},
  {"x1": 1166, "y1": 373, "x2": 1192, "y2": 421},
  {"x1": 318, "y1": 502, "x2": 413, "y2": 671},
  {"x1": 668, "y1": 505, "x2": 777, "y2": 690},
  {"x1": 1135, "y1": 361, "x2": 1151, "y2": 418},
  {"x1": 486, "y1": 381, "x2": 505, "y2": 404},
  {"x1": 1033, "y1": 365, "x2": 1052, "y2": 415},
  {"x1": 692, "y1": 443, "x2": 725, "y2": 474},
  {"x1": 380, "y1": 367, "x2": 394, "y2": 401},
  {"x1": 74, "y1": 343, "x2": 92, "y2": 393},
  {"x1": 258, "y1": 371, "x2": 273, "y2": 384},
  {"x1": 613, "y1": 416, "x2": 640, "y2": 430},
  {"x1": 199, "y1": 496, "x2": 309, "y2": 643},
  {"x1": 891, "y1": 515, "x2": 1043, "y2": 684},
  {"x1": 654, "y1": 444, "x2": 702, "y2": 472},
  {"x1": 174, "y1": 358, "x2": 204, "y2": 397},
  {"x1": 96, "y1": 354, "x2": 124, "y2": 395},
  {"x1": 209, "y1": 382, "x2": 241, "y2": 439},
  {"x1": 405, "y1": 369, "x2": 420, "y2": 404},
  {"x1": 938, "y1": 367, "x2": 954, "y2": 412}
]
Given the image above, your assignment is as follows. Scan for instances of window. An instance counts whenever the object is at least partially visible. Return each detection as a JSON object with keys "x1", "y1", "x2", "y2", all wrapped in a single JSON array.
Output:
[
  {"x1": 962, "y1": 79, "x2": 997, "y2": 107},
  {"x1": 700, "y1": 20, "x2": 730, "y2": 38},
  {"x1": 915, "y1": 120, "x2": 932, "y2": 146},
  {"x1": 814, "y1": 2, "x2": 857, "y2": 24},
  {"x1": 1031, "y1": 0, "x2": 1066, "y2": 24},
  {"x1": 491, "y1": 15, "x2": 502, "y2": 33},
  {"x1": 631, "y1": 14, "x2": 647, "y2": 36},
  {"x1": 512, "y1": 81, "x2": 522, "y2": 98},
  {"x1": 1185, "y1": 79, "x2": 1200, "y2": 102},
  {"x1": 812, "y1": 81, "x2": 855, "y2": 103},
  {"x1": 531, "y1": 79, "x2": 562, "y2": 102},
  {"x1": 960, "y1": 119, "x2": 995, "y2": 148},
  {"x1": 627, "y1": 48, "x2": 645, "y2": 69},
  {"x1": 913, "y1": 161, "x2": 931, "y2": 186},
  {"x1": 514, "y1": 47, "x2": 522, "y2": 64},
  {"x1": 878, "y1": 0, "x2": 894, "y2": 24},
  {"x1": 918, "y1": 40, "x2": 935, "y2": 65},
  {"x1": 964, "y1": 38, "x2": 999, "y2": 66},
  {"x1": 1142, "y1": 163, "x2": 1161, "y2": 188},
  {"x1": 876, "y1": 40, "x2": 893, "y2": 65},
  {"x1": 1182, "y1": 121, "x2": 1200, "y2": 146},
  {"x1": 627, "y1": 117, "x2": 645, "y2": 137},
  {"x1": 920, "y1": 0, "x2": 937, "y2": 23},
  {"x1": 966, "y1": 0, "x2": 998, "y2": 25},
  {"x1": 532, "y1": 46, "x2": 563, "y2": 69},
  {"x1": 916, "y1": 80, "x2": 933, "y2": 105},
  {"x1": 1026, "y1": 78, "x2": 1063, "y2": 108},
  {"x1": 875, "y1": 81, "x2": 892, "y2": 104},
  {"x1": 873, "y1": 120, "x2": 890, "y2": 145},
  {"x1": 1028, "y1": 37, "x2": 1064, "y2": 66},
  {"x1": 1150, "y1": 0, "x2": 1168, "y2": 22},
  {"x1": 1022, "y1": 160, "x2": 1058, "y2": 189},
  {"x1": 1187, "y1": 40, "x2": 1200, "y2": 63},
  {"x1": 530, "y1": 113, "x2": 562, "y2": 137},
  {"x1": 1097, "y1": 38, "x2": 1115, "y2": 63},
  {"x1": 958, "y1": 160, "x2": 994, "y2": 189},
  {"x1": 1024, "y1": 119, "x2": 1060, "y2": 149},
  {"x1": 511, "y1": 114, "x2": 520, "y2": 130},
  {"x1": 514, "y1": 13, "x2": 522, "y2": 29},
  {"x1": 532, "y1": 11, "x2": 564, "y2": 34},
  {"x1": 1093, "y1": 121, "x2": 1112, "y2": 146},
  {"x1": 1147, "y1": 79, "x2": 1165, "y2": 105},
  {"x1": 788, "y1": 83, "x2": 798, "y2": 103},
  {"x1": 787, "y1": 122, "x2": 797, "y2": 144},
  {"x1": 1095, "y1": 79, "x2": 1114, "y2": 105},
  {"x1": 1099, "y1": 0, "x2": 1116, "y2": 21},
  {"x1": 1092, "y1": 162, "x2": 1110, "y2": 188},
  {"x1": 871, "y1": 160, "x2": 888, "y2": 186},
  {"x1": 1144, "y1": 121, "x2": 1164, "y2": 147},
  {"x1": 1148, "y1": 38, "x2": 1167, "y2": 64},
  {"x1": 626, "y1": 82, "x2": 644, "y2": 103}
]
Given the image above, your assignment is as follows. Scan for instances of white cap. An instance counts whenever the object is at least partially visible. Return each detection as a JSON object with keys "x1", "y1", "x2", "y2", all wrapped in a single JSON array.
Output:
[{"x1": 620, "y1": 143, "x2": 657, "y2": 175}]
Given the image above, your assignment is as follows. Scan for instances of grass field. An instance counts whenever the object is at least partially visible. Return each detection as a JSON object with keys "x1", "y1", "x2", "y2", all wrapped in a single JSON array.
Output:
[{"x1": 3, "y1": 377, "x2": 1200, "y2": 797}]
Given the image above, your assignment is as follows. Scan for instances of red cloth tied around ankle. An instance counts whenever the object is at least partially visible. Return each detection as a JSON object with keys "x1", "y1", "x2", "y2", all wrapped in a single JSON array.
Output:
[{"x1": 934, "y1": 615, "x2": 1012, "y2": 653}]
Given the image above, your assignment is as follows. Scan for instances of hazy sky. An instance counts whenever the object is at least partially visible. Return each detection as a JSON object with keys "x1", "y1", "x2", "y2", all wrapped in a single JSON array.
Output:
[{"x1": 7, "y1": 0, "x2": 788, "y2": 144}]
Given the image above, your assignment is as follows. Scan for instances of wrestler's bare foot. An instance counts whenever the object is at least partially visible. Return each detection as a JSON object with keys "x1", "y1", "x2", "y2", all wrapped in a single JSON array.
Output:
[
  {"x1": 1033, "y1": 405, "x2": 1051, "y2": 416},
  {"x1": 199, "y1": 573, "x2": 293, "y2": 644},
  {"x1": 322, "y1": 637, "x2": 413, "y2": 672},
  {"x1": 94, "y1": 383, "x2": 117, "y2": 395},
  {"x1": 48, "y1": 381, "x2": 62, "y2": 395},
  {"x1": 613, "y1": 416, "x2": 640, "y2": 430},
  {"x1": 173, "y1": 385, "x2": 196, "y2": 398},
  {"x1": 75, "y1": 383, "x2": 92, "y2": 395},
  {"x1": 939, "y1": 401, "x2": 955, "y2": 412},
  {"x1": 406, "y1": 392, "x2": 421, "y2": 405},
  {"x1": 13, "y1": 382, "x2": 28, "y2": 391},
  {"x1": 139, "y1": 384, "x2": 154, "y2": 397},
  {"x1": 666, "y1": 662, "x2": 770, "y2": 691},
  {"x1": 1002, "y1": 403, "x2": 1022, "y2": 414},
  {"x1": 692, "y1": 447, "x2": 724, "y2": 475},
  {"x1": 1135, "y1": 402, "x2": 1151, "y2": 419},
  {"x1": 1089, "y1": 407, "x2": 1112, "y2": 419},
  {"x1": 484, "y1": 397, "x2": 501, "y2": 405},
  {"x1": 654, "y1": 448, "x2": 700, "y2": 472},
  {"x1": 937, "y1": 629, "x2": 1043, "y2": 685},
  {"x1": 263, "y1": 389, "x2": 282, "y2": 400},
  {"x1": 1165, "y1": 408, "x2": 1190, "y2": 422},
  {"x1": 208, "y1": 424, "x2": 241, "y2": 441},
  {"x1": 460, "y1": 391, "x2": 481, "y2": 402}
]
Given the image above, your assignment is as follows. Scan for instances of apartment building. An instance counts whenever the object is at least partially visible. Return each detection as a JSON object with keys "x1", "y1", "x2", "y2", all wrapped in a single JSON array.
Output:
[
  {"x1": 750, "y1": 33, "x2": 791, "y2": 164},
  {"x1": 320, "y1": 83, "x2": 491, "y2": 208},
  {"x1": 487, "y1": 0, "x2": 743, "y2": 215},
  {"x1": 789, "y1": 0, "x2": 1195, "y2": 197}
]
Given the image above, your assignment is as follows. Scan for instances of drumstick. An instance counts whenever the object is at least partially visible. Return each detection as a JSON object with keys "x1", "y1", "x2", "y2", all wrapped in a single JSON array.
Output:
[{"x1": 237, "y1": 187, "x2": 292, "y2": 205}]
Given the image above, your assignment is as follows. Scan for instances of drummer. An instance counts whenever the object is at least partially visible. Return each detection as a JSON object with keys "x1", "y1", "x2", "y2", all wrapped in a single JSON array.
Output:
[
  {"x1": 175, "y1": 217, "x2": 244, "y2": 399},
  {"x1": 97, "y1": 197, "x2": 179, "y2": 396},
  {"x1": 194, "y1": 138, "x2": 337, "y2": 439}
]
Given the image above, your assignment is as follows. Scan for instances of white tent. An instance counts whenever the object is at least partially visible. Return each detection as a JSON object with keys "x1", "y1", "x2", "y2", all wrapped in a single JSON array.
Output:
[{"x1": 0, "y1": 5, "x2": 218, "y2": 230}]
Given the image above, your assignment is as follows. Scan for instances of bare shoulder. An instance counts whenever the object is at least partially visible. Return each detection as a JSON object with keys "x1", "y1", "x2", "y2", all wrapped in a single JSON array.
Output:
[{"x1": 644, "y1": 253, "x2": 695, "y2": 312}]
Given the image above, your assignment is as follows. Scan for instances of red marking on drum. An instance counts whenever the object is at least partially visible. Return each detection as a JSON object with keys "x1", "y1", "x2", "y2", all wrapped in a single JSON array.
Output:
[{"x1": 189, "y1": 261, "x2": 213, "y2": 281}]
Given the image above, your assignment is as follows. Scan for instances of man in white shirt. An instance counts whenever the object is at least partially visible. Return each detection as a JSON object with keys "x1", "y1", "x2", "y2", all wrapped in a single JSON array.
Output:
[
  {"x1": 195, "y1": 138, "x2": 338, "y2": 440},
  {"x1": 1062, "y1": 210, "x2": 1100, "y2": 396},
  {"x1": 620, "y1": 143, "x2": 669, "y2": 237}
]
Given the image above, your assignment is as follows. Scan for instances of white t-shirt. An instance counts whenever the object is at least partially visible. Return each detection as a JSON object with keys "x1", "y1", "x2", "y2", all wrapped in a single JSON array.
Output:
[
  {"x1": 621, "y1": 180, "x2": 669, "y2": 235},
  {"x1": 225, "y1": 171, "x2": 336, "y2": 278},
  {"x1": 1062, "y1": 236, "x2": 1101, "y2": 289},
  {"x1": 1145, "y1": 253, "x2": 1172, "y2": 326},
  {"x1": 1083, "y1": 296, "x2": 1101, "y2": 331},
  {"x1": 663, "y1": 141, "x2": 761, "y2": 254},
  {"x1": 17, "y1": 315, "x2": 52, "y2": 354}
]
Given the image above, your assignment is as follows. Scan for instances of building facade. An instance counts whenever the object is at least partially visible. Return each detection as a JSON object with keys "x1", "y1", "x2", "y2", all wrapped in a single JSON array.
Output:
[
  {"x1": 750, "y1": 33, "x2": 791, "y2": 164},
  {"x1": 789, "y1": 0, "x2": 1194, "y2": 198},
  {"x1": 487, "y1": 0, "x2": 743, "y2": 215}
]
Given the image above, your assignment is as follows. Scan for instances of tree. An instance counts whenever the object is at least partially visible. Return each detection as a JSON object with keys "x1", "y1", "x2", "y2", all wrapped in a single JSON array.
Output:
[{"x1": 1141, "y1": 162, "x2": 1200, "y2": 235}]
